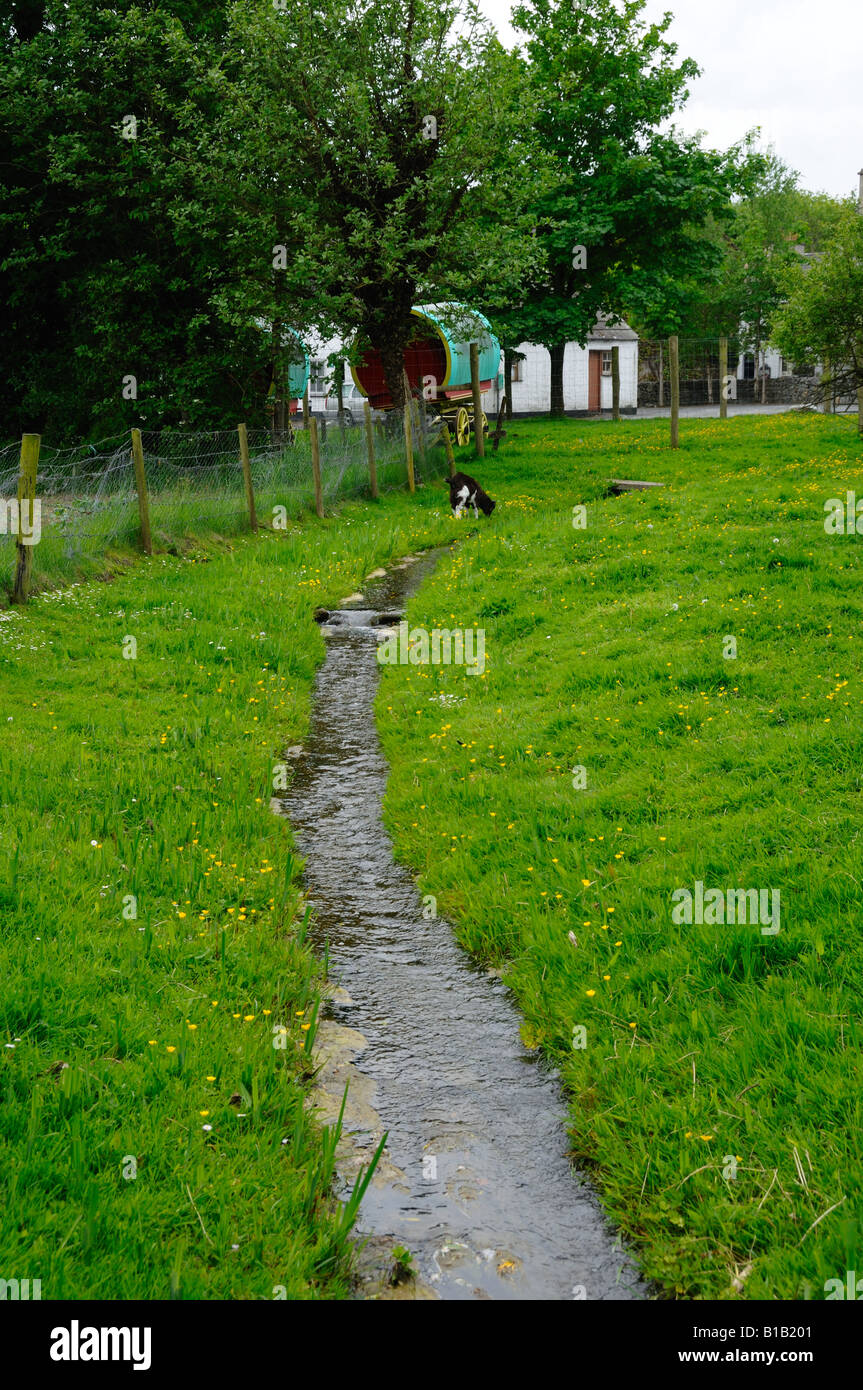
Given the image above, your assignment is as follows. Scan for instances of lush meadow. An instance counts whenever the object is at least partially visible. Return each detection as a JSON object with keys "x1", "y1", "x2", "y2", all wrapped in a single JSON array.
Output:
[
  {"x1": 377, "y1": 412, "x2": 863, "y2": 1299},
  {"x1": 0, "y1": 496, "x2": 454, "y2": 1298},
  {"x1": 3, "y1": 411, "x2": 861, "y2": 1300}
]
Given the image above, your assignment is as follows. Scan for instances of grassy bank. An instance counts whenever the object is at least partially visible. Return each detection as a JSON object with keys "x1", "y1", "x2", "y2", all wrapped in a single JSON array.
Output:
[
  {"x1": 0, "y1": 491, "x2": 455, "y2": 1298},
  {"x1": 377, "y1": 413, "x2": 863, "y2": 1299},
  {"x1": 0, "y1": 425, "x2": 436, "y2": 605}
]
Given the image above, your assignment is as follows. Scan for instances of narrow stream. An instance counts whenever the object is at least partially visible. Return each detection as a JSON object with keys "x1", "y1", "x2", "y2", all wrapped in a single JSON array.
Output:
[{"x1": 279, "y1": 548, "x2": 644, "y2": 1301}]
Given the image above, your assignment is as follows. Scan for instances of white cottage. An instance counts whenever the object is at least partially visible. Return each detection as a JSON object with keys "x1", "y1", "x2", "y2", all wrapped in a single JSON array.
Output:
[{"x1": 507, "y1": 314, "x2": 639, "y2": 416}]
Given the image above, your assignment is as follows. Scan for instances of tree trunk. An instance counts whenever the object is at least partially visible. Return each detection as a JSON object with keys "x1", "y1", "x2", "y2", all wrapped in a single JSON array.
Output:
[
  {"x1": 335, "y1": 359, "x2": 345, "y2": 429},
  {"x1": 504, "y1": 349, "x2": 514, "y2": 420},
  {"x1": 365, "y1": 293, "x2": 416, "y2": 410},
  {"x1": 271, "y1": 314, "x2": 282, "y2": 435},
  {"x1": 658, "y1": 340, "x2": 664, "y2": 408},
  {"x1": 549, "y1": 342, "x2": 566, "y2": 417},
  {"x1": 379, "y1": 339, "x2": 409, "y2": 408}
]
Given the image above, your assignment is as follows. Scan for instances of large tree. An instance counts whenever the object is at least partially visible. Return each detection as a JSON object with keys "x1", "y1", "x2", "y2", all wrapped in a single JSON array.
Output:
[
  {"x1": 772, "y1": 204, "x2": 863, "y2": 431},
  {"x1": 723, "y1": 152, "x2": 806, "y2": 401},
  {"x1": 214, "y1": 0, "x2": 546, "y2": 407},
  {"x1": 504, "y1": 0, "x2": 751, "y2": 415},
  {"x1": 0, "y1": 1, "x2": 272, "y2": 441}
]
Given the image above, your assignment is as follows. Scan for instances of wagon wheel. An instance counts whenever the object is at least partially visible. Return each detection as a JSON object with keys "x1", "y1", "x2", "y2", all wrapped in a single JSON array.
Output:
[
  {"x1": 480, "y1": 411, "x2": 489, "y2": 435},
  {"x1": 455, "y1": 406, "x2": 471, "y2": 446}
]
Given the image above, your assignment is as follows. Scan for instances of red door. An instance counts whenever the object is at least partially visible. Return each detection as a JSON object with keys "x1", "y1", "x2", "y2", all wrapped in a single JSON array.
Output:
[{"x1": 588, "y1": 351, "x2": 603, "y2": 412}]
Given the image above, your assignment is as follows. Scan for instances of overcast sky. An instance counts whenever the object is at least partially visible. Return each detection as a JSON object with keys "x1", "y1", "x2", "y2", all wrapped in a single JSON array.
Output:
[{"x1": 477, "y1": 0, "x2": 861, "y2": 199}]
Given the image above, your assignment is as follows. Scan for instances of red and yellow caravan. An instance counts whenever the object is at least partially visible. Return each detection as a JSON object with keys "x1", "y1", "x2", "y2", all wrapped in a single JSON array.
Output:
[{"x1": 351, "y1": 302, "x2": 501, "y2": 445}]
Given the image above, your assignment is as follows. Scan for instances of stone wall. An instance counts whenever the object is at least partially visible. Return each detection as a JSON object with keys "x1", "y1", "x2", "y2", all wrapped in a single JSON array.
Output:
[{"x1": 637, "y1": 374, "x2": 821, "y2": 408}]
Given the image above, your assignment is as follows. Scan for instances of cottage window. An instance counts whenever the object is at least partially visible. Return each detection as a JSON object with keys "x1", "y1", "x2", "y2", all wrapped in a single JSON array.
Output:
[{"x1": 601, "y1": 351, "x2": 613, "y2": 376}]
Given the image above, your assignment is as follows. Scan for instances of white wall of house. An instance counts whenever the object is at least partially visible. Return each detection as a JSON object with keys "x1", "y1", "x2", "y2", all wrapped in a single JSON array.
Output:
[
  {"x1": 507, "y1": 339, "x2": 639, "y2": 413},
  {"x1": 735, "y1": 346, "x2": 791, "y2": 381}
]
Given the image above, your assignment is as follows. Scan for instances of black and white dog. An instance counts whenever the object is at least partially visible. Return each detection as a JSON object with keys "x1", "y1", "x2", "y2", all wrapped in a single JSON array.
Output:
[{"x1": 448, "y1": 471, "x2": 496, "y2": 519}]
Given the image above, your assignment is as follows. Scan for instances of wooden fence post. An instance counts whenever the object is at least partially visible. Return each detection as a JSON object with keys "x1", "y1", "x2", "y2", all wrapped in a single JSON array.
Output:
[
  {"x1": 669, "y1": 335, "x2": 680, "y2": 449},
  {"x1": 441, "y1": 422, "x2": 456, "y2": 478},
  {"x1": 364, "y1": 401, "x2": 378, "y2": 498},
  {"x1": 237, "y1": 423, "x2": 258, "y2": 532},
  {"x1": 335, "y1": 364, "x2": 345, "y2": 436},
  {"x1": 611, "y1": 345, "x2": 620, "y2": 421},
  {"x1": 413, "y1": 395, "x2": 426, "y2": 463},
  {"x1": 470, "y1": 342, "x2": 485, "y2": 458},
  {"x1": 719, "y1": 336, "x2": 729, "y2": 420},
  {"x1": 658, "y1": 340, "x2": 664, "y2": 409},
  {"x1": 302, "y1": 383, "x2": 310, "y2": 429},
  {"x1": 309, "y1": 416, "x2": 324, "y2": 517},
  {"x1": 11, "y1": 433, "x2": 40, "y2": 604},
  {"x1": 402, "y1": 376, "x2": 415, "y2": 493},
  {"x1": 130, "y1": 428, "x2": 153, "y2": 555}
]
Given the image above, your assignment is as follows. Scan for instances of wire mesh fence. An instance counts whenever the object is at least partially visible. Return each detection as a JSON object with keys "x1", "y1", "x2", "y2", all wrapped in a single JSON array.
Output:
[
  {"x1": 502, "y1": 335, "x2": 833, "y2": 414},
  {"x1": 0, "y1": 405, "x2": 452, "y2": 598},
  {"x1": 637, "y1": 339, "x2": 826, "y2": 409}
]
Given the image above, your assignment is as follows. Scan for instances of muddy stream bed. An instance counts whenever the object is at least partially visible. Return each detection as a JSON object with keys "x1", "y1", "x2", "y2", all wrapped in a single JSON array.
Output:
[{"x1": 276, "y1": 548, "x2": 644, "y2": 1301}]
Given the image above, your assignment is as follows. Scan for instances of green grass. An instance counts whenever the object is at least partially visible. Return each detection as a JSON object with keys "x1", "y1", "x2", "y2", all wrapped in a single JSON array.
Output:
[
  {"x1": 0, "y1": 427, "x2": 433, "y2": 603},
  {"x1": 5, "y1": 411, "x2": 862, "y2": 1301},
  {"x1": 377, "y1": 412, "x2": 863, "y2": 1299},
  {"x1": 0, "y1": 489, "x2": 455, "y2": 1299}
]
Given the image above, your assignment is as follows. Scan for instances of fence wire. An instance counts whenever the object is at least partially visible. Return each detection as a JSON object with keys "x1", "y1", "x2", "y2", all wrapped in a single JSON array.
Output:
[
  {"x1": 0, "y1": 405, "x2": 452, "y2": 595},
  {"x1": 637, "y1": 339, "x2": 827, "y2": 409},
  {"x1": 503, "y1": 336, "x2": 834, "y2": 414}
]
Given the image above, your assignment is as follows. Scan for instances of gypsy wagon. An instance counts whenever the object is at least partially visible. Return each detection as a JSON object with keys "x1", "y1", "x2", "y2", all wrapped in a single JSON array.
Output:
[{"x1": 350, "y1": 303, "x2": 501, "y2": 445}]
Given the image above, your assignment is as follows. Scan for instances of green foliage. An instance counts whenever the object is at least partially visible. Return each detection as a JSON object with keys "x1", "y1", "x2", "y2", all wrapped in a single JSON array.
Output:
[
  {"x1": 630, "y1": 154, "x2": 854, "y2": 349},
  {"x1": 0, "y1": 2, "x2": 279, "y2": 440},
  {"x1": 773, "y1": 205, "x2": 863, "y2": 410},
  {"x1": 389, "y1": 1244, "x2": 417, "y2": 1284},
  {"x1": 213, "y1": 0, "x2": 545, "y2": 404},
  {"x1": 0, "y1": 0, "x2": 546, "y2": 435},
  {"x1": 498, "y1": 0, "x2": 749, "y2": 405}
]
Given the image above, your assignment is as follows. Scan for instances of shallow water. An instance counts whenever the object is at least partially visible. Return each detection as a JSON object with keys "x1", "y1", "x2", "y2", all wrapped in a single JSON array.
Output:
[{"x1": 280, "y1": 549, "x2": 645, "y2": 1301}]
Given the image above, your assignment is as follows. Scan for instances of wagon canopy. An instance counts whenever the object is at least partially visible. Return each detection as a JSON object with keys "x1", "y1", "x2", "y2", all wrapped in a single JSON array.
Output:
[
  {"x1": 258, "y1": 322, "x2": 310, "y2": 401},
  {"x1": 351, "y1": 303, "x2": 501, "y2": 410},
  {"x1": 281, "y1": 330, "x2": 311, "y2": 400}
]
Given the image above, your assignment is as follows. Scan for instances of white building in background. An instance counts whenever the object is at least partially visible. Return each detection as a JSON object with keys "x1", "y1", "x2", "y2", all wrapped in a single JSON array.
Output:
[
  {"x1": 735, "y1": 346, "x2": 808, "y2": 382},
  {"x1": 507, "y1": 313, "x2": 639, "y2": 415},
  {"x1": 301, "y1": 313, "x2": 639, "y2": 419}
]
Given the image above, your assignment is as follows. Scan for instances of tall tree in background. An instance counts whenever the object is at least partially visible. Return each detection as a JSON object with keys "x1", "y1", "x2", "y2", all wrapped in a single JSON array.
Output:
[
  {"x1": 772, "y1": 204, "x2": 863, "y2": 431},
  {"x1": 217, "y1": 0, "x2": 545, "y2": 407},
  {"x1": 506, "y1": 0, "x2": 750, "y2": 415},
  {"x1": 728, "y1": 152, "x2": 805, "y2": 402},
  {"x1": 627, "y1": 156, "x2": 851, "y2": 382},
  {"x1": 0, "y1": 1, "x2": 272, "y2": 440}
]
